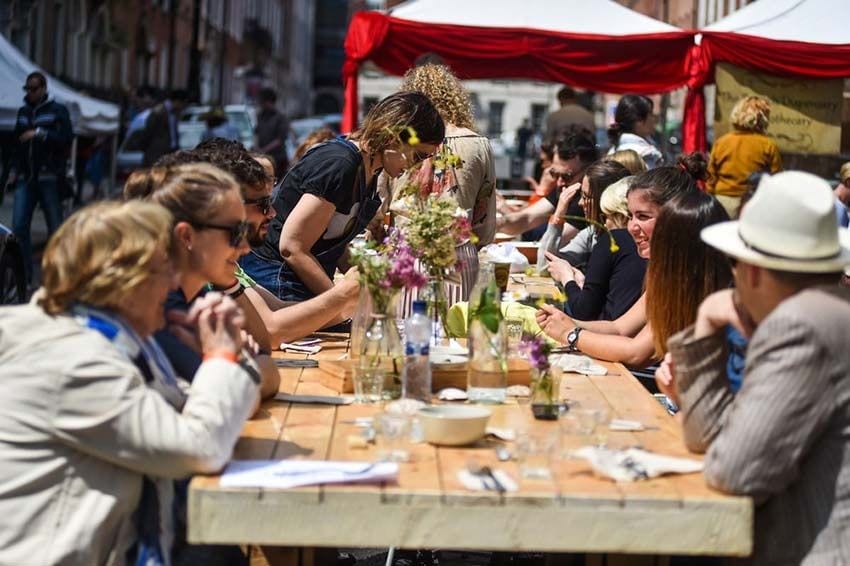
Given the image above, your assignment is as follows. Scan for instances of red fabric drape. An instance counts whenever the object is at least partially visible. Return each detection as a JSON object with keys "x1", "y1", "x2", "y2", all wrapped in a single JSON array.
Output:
[
  {"x1": 682, "y1": 32, "x2": 850, "y2": 153},
  {"x1": 343, "y1": 12, "x2": 695, "y2": 133}
]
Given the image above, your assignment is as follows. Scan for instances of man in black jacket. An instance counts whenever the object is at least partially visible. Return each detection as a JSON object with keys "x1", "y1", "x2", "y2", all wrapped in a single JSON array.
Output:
[{"x1": 13, "y1": 72, "x2": 72, "y2": 282}]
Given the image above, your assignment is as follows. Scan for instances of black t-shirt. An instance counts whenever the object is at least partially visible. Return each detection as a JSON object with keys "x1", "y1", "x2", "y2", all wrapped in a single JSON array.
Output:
[
  {"x1": 564, "y1": 229, "x2": 646, "y2": 321},
  {"x1": 256, "y1": 139, "x2": 369, "y2": 263},
  {"x1": 546, "y1": 185, "x2": 588, "y2": 230}
]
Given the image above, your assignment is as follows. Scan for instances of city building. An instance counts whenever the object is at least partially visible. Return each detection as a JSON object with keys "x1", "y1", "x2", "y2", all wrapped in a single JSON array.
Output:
[{"x1": 0, "y1": 0, "x2": 314, "y2": 117}]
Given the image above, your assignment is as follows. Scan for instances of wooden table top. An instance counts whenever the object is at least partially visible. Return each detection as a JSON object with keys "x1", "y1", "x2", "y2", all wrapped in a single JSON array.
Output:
[{"x1": 188, "y1": 333, "x2": 753, "y2": 556}]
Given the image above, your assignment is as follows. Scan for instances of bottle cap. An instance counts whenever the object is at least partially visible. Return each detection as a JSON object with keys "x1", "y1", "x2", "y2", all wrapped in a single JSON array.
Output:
[{"x1": 412, "y1": 300, "x2": 427, "y2": 314}]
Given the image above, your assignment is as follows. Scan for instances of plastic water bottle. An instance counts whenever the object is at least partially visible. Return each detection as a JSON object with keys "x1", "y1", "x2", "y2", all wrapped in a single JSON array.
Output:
[{"x1": 403, "y1": 301, "x2": 432, "y2": 403}]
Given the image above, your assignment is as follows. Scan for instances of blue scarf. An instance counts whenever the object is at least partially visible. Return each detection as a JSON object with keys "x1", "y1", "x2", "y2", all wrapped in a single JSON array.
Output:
[{"x1": 72, "y1": 305, "x2": 186, "y2": 566}]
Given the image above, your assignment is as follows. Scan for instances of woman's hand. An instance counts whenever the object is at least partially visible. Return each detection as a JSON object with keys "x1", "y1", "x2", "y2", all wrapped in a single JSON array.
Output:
[
  {"x1": 536, "y1": 303, "x2": 575, "y2": 344},
  {"x1": 188, "y1": 292, "x2": 245, "y2": 357},
  {"x1": 544, "y1": 251, "x2": 575, "y2": 285},
  {"x1": 654, "y1": 352, "x2": 679, "y2": 405},
  {"x1": 554, "y1": 182, "x2": 581, "y2": 218}
]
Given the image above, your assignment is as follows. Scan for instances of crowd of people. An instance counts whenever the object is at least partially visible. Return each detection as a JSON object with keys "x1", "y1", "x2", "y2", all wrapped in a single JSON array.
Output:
[{"x1": 1, "y1": 59, "x2": 849, "y2": 565}]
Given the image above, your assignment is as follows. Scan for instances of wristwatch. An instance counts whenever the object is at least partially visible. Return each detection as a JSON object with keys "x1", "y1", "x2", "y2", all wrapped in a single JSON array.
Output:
[{"x1": 566, "y1": 327, "x2": 582, "y2": 353}]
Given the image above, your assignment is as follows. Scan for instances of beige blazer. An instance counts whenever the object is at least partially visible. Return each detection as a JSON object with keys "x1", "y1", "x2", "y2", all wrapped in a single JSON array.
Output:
[
  {"x1": 669, "y1": 286, "x2": 850, "y2": 565},
  {"x1": 0, "y1": 304, "x2": 259, "y2": 565}
]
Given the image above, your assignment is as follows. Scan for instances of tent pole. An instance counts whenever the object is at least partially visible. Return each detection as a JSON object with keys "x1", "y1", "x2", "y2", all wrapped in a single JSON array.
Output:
[{"x1": 110, "y1": 134, "x2": 118, "y2": 197}]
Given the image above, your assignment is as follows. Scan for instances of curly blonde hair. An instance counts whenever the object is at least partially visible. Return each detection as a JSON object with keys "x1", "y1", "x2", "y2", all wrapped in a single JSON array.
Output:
[
  {"x1": 39, "y1": 201, "x2": 173, "y2": 315},
  {"x1": 730, "y1": 95, "x2": 771, "y2": 134},
  {"x1": 399, "y1": 64, "x2": 475, "y2": 130}
]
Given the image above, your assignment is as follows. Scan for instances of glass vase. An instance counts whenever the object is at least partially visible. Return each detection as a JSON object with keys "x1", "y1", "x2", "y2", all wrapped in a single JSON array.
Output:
[
  {"x1": 357, "y1": 291, "x2": 403, "y2": 399},
  {"x1": 421, "y1": 277, "x2": 449, "y2": 345},
  {"x1": 530, "y1": 366, "x2": 562, "y2": 421},
  {"x1": 467, "y1": 318, "x2": 507, "y2": 404},
  {"x1": 349, "y1": 285, "x2": 372, "y2": 362}
]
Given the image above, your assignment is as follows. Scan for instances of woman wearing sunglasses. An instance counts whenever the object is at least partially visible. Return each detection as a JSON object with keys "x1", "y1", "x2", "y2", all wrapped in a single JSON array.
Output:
[
  {"x1": 129, "y1": 162, "x2": 280, "y2": 399},
  {"x1": 241, "y1": 91, "x2": 446, "y2": 302}
]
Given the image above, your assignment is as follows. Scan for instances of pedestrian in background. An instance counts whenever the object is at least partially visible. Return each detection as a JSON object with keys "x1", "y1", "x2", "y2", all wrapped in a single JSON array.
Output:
[
  {"x1": 707, "y1": 95, "x2": 782, "y2": 219},
  {"x1": 545, "y1": 86, "x2": 594, "y2": 144},
  {"x1": 137, "y1": 89, "x2": 189, "y2": 167},
  {"x1": 607, "y1": 94, "x2": 663, "y2": 170},
  {"x1": 254, "y1": 87, "x2": 289, "y2": 178},
  {"x1": 12, "y1": 71, "x2": 72, "y2": 283}
]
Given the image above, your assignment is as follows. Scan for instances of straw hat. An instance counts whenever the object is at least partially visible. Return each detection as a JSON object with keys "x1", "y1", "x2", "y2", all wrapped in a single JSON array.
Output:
[{"x1": 701, "y1": 171, "x2": 850, "y2": 273}]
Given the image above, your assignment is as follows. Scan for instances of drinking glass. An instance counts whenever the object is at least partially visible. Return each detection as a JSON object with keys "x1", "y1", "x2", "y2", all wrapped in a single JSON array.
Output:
[
  {"x1": 354, "y1": 367, "x2": 385, "y2": 404},
  {"x1": 376, "y1": 412, "x2": 411, "y2": 462},
  {"x1": 505, "y1": 318, "x2": 524, "y2": 357},
  {"x1": 515, "y1": 430, "x2": 558, "y2": 479}
]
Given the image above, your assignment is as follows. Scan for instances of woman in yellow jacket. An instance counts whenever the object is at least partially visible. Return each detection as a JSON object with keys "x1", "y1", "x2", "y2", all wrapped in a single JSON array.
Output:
[{"x1": 707, "y1": 95, "x2": 782, "y2": 218}]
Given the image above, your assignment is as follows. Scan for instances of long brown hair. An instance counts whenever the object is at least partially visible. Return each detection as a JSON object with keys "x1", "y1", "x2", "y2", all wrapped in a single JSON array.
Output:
[
  {"x1": 628, "y1": 152, "x2": 707, "y2": 205},
  {"x1": 351, "y1": 91, "x2": 445, "y2": 154},
  {"x1": 645, "y1": 191, "x2": 732, "y2": 357}
]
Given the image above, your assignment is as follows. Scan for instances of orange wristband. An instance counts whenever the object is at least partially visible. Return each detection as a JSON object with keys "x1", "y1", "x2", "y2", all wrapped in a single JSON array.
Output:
[
  {"x1": 203, "y1": 350, "x2": 239, "y2": 363},
  {"x1": 549, "y1": 214, "x2": 565, "y2": 226}
]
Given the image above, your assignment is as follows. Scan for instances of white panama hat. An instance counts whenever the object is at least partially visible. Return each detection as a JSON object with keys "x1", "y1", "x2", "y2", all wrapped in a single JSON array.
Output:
[{"x1": 701, "y1": 171, "x2": 850, "y2": 273}]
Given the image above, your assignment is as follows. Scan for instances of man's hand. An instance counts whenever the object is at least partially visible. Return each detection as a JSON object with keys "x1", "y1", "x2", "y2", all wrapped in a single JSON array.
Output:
[
  {"x1": 694, "y1": 289, "x2": 756, "y2": 340},
  {"x1": 19, "y1": 129, "x2": 36, "y2": 143},
  {"x1": 536, "y1": 303, "x2": 575, "y2": 344},
  {"x1": 544, "y1": 251, "x2": 575, "y2": 285},
  {"x1": 554, "y1": 182, "x2": 581, "y2": 217}
]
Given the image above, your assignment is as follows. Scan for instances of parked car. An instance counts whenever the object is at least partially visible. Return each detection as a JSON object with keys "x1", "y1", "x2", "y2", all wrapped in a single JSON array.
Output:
[
  {"x1": 116, "y1": 104, "x2": 258, "y2": 182},
  {"x1": 181, "y1": 104, "x2": 257, "y2": 150},
  {"x1": 0, "y1": 222, "x2": 26, "y2": 305},
  {"x1": 287, "y1": 113, "x2": 342, "y2": 158}
]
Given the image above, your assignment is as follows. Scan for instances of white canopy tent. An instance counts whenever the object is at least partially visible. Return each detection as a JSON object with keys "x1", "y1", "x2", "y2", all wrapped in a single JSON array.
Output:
[
  {"x1": 703, "y1": 0, "x2": 847, "y2": 44},
  {"x1": 0, "y1": 33, "x2": 119, "y2": 135},
  {"x1": 388, "y1": 0, "x2": 681, "y2": 34}
]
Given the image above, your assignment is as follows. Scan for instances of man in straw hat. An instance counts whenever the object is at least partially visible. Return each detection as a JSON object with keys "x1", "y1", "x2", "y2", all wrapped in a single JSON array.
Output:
[{"x1": 663, "y1": 171, "x2": 850, "y2": 564}]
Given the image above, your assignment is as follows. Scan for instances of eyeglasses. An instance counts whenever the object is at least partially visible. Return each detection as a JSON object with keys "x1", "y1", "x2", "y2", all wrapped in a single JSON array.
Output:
[
  {"x1": 548, "y1": 168, "x2": 578, "y2": 182},
  {"x1": 192, "y1": 220, "x2": 250, "y2": 247},
  {"x1": 243, "y1": 195, "x2": 273, "y2": 215}
]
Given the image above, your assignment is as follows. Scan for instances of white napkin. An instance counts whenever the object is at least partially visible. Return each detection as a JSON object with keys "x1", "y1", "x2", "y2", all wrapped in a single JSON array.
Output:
[
  {"x1": 550, "y1": 353, "x2": 608, "y2": 376},
  {"x1": 480, "y1": 243, "x2": 530, "y2": 272},
  {"x1": 571, "y1": 447, "x2": 703, "y2": 482},
  {"x1": 220, "y1": 460, "x2": 398, "y2": 489},
  {"x1": 279, "y1": 342, "x2": 322, "y2": 354},
  {"x1": 457, "y1": 469, "x2": 518, "y2": 492},
  {"x1": 437, "y1": 388, "x2": 468, "y2": 401}
]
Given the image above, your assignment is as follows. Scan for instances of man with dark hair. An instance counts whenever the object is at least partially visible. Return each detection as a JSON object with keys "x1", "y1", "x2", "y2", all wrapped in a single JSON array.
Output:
[
  {"x1": 13, "y1": 71, "x2": 73, "y2": 282},
  {"x1": 665, "y1": 171, "x2": 850, "y2": 565},
  {"x1": 137, "y1": 89, "x2": 189, "y2": 166},
  {"x1": 254, "y1": 87, "x2": 289, "y2": 176},
  {"x1": 497, "y1": 131, "x2": 598, "y2": 238},
  {"x1": 545, "y1": 86, "x2": 595, "y2": 144}
]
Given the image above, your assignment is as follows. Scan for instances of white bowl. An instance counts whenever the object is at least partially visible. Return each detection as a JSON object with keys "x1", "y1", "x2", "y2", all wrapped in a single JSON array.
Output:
[{"x1": 417, "y1": 405, "x2": 492, "y2": 446}]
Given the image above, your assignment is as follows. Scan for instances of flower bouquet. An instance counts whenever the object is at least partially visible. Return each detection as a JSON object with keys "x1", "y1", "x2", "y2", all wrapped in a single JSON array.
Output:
[
  {"x1": 348, "y1": 229, "x2": 426, "y2": 396},
  {"x1": 521, "y1": 334, "x2": 561, "y2": 420}
]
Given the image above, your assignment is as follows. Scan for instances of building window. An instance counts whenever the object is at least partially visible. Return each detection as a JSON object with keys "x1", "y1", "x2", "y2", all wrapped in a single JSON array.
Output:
[
  {"x1": 488, "y1": 101, "x2": 505, "y2": 136},
  {"x1": 531, "y1": 103, "x2": 547, "y2": 133}
]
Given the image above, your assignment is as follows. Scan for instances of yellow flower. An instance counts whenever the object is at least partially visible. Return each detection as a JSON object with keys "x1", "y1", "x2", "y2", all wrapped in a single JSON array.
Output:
[
  {"x1": 406, "y1": 127, "x2": 420, "y2": 146},
  {"x1": 609, "y1": 240, "x2": 620, "y2": 254}
]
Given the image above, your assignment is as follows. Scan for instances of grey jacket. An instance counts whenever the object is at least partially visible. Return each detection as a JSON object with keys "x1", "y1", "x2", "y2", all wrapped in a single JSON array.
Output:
[
  {"x1": 669, "y1": 287, "x2": 850, "y2": 565},
  {"x1": 0, "y1": 304, "x2": 260, "y2": 565}
]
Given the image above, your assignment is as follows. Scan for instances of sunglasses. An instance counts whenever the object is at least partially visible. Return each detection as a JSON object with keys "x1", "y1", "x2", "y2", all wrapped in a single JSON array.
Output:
[
  {"x1": 192, "y1": 220, "x2": 250, "y2": 247},
  {"x1": 243, "y1": 195, "x2": 273, "y2": 215},
  {"x1": 548, "y1": 168, "x2": 578, "y2": 182}
]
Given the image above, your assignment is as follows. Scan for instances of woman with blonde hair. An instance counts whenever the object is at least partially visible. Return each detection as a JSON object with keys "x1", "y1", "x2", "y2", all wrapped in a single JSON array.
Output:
[
  {"x1": 0, "y1": 200, "x2": 259, "y2": 565},
  {"x1": 707, "y1": 95, "x2": 783, "y2": 218}
]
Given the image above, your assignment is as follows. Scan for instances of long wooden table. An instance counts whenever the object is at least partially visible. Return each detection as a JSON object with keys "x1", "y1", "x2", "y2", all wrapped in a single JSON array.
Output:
[{"x1": 188, "y1": 335, "x2": 753, "y2": 558}]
